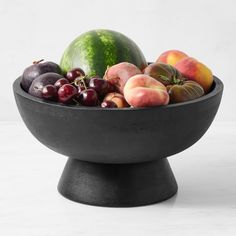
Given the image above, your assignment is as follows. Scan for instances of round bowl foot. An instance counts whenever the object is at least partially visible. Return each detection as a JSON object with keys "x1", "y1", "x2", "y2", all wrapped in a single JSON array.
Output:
[{"x1": 58, "y1": 158, "x2": 178, "y2": 207}]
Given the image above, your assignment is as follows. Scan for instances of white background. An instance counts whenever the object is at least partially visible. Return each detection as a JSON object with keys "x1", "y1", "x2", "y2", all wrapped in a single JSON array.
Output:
[
  {"x1": 1, "y1": 0, "x2": 236, "y2": 122},
  {"x1": 1, "y1": 0, "x2": 236, "y2": 235}
]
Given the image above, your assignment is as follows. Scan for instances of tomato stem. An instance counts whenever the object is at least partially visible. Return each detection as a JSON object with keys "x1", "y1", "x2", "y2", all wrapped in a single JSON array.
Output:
[{"x1": 159, "y1": 75, "x2": 171, "y2": 82}]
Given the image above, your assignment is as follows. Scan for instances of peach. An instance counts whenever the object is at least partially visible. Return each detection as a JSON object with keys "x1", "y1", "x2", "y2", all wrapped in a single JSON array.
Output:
[
  {"x1": 156, "y1": 50, "x2": 188, "y2": 66},
  {"x1": 103, "y1": 92, "x2": 129, "y2": 108},
  {"x1": 174, "y1": 57, "x2": 213, "y2": 93},
  {"x1": 123, "y1": 74, "x2": 169, "y2": 107},
  {"x1": 103, "y1": 62, "x2": 142, "y2": 94}
]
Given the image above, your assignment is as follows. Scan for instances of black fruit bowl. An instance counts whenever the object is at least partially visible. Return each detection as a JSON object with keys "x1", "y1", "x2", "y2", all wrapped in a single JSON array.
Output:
[{"x1": 13, "y1": 76, "x2": 223, "y2": 207}]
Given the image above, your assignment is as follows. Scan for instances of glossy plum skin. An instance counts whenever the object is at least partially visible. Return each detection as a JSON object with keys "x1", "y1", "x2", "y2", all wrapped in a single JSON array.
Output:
[
  {"x1": 28, "y1": 72, "x2": 63, "y2": 98},
  {"x1": 21, "y1": 61, "x2": 62, "y2": 92}
]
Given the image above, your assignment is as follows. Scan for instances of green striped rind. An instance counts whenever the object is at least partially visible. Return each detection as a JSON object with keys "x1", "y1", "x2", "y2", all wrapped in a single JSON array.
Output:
[{"x1": 60, "y1": 29, "x2": 147, "y2": 77}]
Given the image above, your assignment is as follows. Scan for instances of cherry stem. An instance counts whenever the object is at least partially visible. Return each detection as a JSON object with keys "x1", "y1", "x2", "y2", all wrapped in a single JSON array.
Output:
[
  {"x1": 72, "y1": 98, "x2": 80, "y2": 105},
  {"x1": 33, "y1": 59, "x2": 44, "y2": 64},
  {"x1": 74, "y1": 76, "x2": 88, "y2": 89},
  {"x1": 81, "y1": 77, "x2": 87, "y2": 89}
]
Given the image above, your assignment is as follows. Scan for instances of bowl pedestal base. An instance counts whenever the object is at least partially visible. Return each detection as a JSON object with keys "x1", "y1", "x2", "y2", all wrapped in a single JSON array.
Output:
[{"x1": 58, "y1": 158, "x2": 178, "y2": 207}]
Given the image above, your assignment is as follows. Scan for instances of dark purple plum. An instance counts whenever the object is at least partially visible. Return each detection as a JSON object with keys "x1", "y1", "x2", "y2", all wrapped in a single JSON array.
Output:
[
  {"x1": 21, "y1": 60, "x2": 62, "y2": 92},
  {"x1": 28, "y1": 72, "x2": 63, "y2": 98}
]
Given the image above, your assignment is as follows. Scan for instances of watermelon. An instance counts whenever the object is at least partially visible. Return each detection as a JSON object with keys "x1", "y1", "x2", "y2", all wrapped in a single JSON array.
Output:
[{"x1": 60, "y1": 29, "x2": 147, "y2": 77}]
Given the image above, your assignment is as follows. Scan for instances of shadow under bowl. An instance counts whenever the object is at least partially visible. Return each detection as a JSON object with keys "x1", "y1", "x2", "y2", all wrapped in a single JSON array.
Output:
[{"x1": 13, "y1": 76, "x2": 223, "y2": 207}]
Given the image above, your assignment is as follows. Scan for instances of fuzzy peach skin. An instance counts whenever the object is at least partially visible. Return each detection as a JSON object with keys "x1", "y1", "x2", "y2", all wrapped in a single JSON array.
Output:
[
  {"x1": 124, "y1": 74, "x2": 169, "y2": 107},
  {"x1": 103, "y1": 92, "x2": 130, "y2": 108},
  {"x1": 103, "y1": 62, "x2": 141, "y2": 94},
  {"x1": 174, "y1": 57, "x2": 213, "y2": 93},
  {"x1": 156, "y1": 50, "x2": 188, "y2": 66}
]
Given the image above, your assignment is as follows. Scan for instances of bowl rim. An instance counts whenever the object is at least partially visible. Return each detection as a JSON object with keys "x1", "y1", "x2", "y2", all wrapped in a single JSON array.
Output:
[{"x1": 13, "y1": 76, "x2": 223, "y2": 111}]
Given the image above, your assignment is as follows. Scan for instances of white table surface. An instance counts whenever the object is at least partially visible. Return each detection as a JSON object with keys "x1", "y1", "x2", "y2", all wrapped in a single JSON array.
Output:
[{"x1": 1, "y1": 121, "x2": 236, "y2": 236}]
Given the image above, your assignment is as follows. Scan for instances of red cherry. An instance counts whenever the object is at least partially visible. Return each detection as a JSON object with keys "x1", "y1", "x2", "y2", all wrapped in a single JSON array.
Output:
[
  {"x1": 107, "y1": 81, "x2": 117, "y2": 93},
  {"x1": 89, "y1": 77, "x2": 108, "y2": 96},
  {"x1": 42, "y1": 85, "x2": 58, "y2": 100},
  {"x1": 77, "y1": 85, "x2": 86, "y2": 94},
  {"x1": 58, "y1": 84, "x2": 77, "y2": 103},
  {"x1": 54, "y1": 78, "x2": 69, "y2": 90},
  {"x1": 77, "y1": 89, "x2": 98, "y2": 106},
  {"x1": 66, "y1": 68, "x2": 85, "y2": 83}
]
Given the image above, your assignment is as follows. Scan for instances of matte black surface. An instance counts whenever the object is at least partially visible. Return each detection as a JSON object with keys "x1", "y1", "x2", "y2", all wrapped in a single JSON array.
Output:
[
  {"x1": 58, "y1": 158, "x2": 177, "y2": 207},
  {"x1": 13, "y1": 76, "x2": 223, "y2": 206},
  {"x1": 13, "y1": 77, "x2": 223, "y2": 164}
]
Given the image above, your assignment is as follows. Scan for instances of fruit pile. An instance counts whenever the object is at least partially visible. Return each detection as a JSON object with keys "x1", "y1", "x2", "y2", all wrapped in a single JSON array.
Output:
[
  {"x1": 22, "y1": 63, "x2": 119, "y2": 107},
  {"x1": 20, "y1": 29, "x2": 214, "y2": 108}
]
